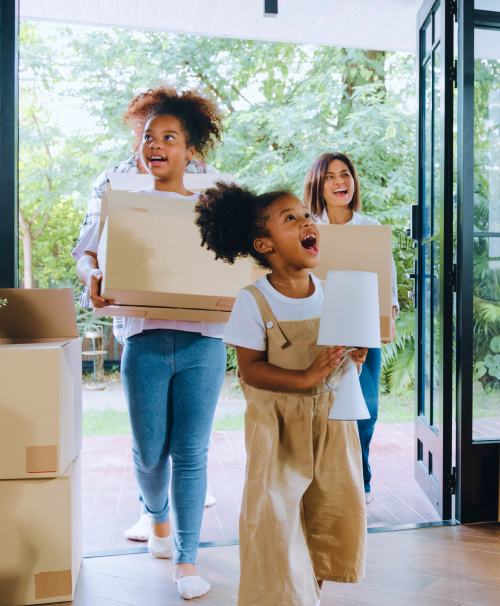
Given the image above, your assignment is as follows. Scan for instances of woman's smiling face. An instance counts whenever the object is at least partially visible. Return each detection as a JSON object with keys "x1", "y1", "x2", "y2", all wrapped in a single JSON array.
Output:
[
  {"x1": 322, "y1": 159, "x2": 355, "y2": 208},
  {"x1": 140, "y1": 114, "x2": 195, "y2": 181}
]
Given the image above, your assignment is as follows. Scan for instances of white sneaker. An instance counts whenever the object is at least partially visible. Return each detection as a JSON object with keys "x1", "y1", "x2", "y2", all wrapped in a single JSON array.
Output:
[{"x1": 365, "y1": 492, "x2": 374, "y2": 504}]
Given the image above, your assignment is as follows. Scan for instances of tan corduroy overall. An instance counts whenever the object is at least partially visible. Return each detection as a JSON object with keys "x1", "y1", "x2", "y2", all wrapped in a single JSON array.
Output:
[{"x1": 238, "y1": 285, "x2": 367, "y2": 606}]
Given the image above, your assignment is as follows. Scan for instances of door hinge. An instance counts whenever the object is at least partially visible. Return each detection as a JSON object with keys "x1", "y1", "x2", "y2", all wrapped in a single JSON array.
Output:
[
  {"x1": 449, "y1": 264, "x2": 457, "y2": 292},
  {"x1": 447, "y1": 467, "x2": 457, "y2": 495},
  {"x1": 450, "y1": 0, "x2": 458, "y2": 22},
  {"x1": 450, "y1": 60, "x2": 457, "y2": 88}
]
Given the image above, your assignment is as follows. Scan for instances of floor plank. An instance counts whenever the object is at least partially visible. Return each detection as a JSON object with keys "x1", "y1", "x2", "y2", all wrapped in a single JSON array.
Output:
[{"x1": 68, "y1": 524, "x2": 500, "y2": 606}]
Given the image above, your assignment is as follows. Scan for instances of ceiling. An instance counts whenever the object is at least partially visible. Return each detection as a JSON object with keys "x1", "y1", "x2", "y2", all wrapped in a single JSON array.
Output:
[{"x1": 20, "y1": 0, "x2": 424, "y2": 53}]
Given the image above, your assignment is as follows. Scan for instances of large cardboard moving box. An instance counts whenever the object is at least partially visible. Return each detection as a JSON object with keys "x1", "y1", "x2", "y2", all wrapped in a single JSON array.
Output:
[
  {"x1": 313, "y1": 224, "x2": 393, "y2": 340},
  {"x1": 95, "y1": 190, "x2": 259, "y2": 322},
  {"x1": 0, "y1": 289, "x2": 82, "y2": 479},
  {"x1": 0, "y1": 456, "x2": 82, "y2": 605}
]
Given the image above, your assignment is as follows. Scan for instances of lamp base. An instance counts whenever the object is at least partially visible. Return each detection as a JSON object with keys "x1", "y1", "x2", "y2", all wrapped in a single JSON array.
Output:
[{"x1": 328, "y1": 357, "x2": 371, "y2": 421}]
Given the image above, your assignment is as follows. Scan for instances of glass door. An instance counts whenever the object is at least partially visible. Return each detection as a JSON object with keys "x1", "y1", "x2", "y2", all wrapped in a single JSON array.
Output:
[
  {"x1": 414, "y1": 0, "x2": 455, "y2": 520},
  {"x1": 456, "y1": 0, "x2": 500, "y2": 524}
]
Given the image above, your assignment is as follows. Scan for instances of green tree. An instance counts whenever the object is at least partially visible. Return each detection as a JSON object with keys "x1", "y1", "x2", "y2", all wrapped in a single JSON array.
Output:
[{"x1": 20, "y1": 24, "x2": 417, "y2": 390}]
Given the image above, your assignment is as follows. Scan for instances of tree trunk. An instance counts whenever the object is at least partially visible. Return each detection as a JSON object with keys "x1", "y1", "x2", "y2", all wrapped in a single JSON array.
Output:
[{"x1": 18, "y1": 210, "x2": 34, "y2": 289}]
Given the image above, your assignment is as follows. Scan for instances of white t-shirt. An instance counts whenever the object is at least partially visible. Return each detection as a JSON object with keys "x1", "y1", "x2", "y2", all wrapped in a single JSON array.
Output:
[
  {"x1": 315, "y1": 210, "x2": 399, "y2": 316},
  {"x1": 223, "y1": 273, "x2": 323, "y2": 351},
  {"x1": 72, "y1": 187, "x2": 225, "y2": 340}
]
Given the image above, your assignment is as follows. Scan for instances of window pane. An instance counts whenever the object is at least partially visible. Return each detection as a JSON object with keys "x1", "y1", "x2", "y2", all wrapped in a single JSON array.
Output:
[
  {"x1": 433, "y1": 3, "x2": 441, "y2": 45},
  {"x1": 474, "y1": 28, "x2": 500, "y2": 232},
  {"x1": 433, "y1": 240, "x2": 440, "y2": 428},
  {"x1": 422, "y1": 242, "x2": 432, "y2": 420},
  {"x1": 423, "y1": 59, "x2": 432, "y2": 239},
  {"x1": 433, "y1": 47, "x2": 441, "y2": 236},
  {"x1": 425, "y1": 20, "x2": 433, "y2": 57},
  {"x1": 473, "y1": 237, "x2": 500, "y2": 441}
]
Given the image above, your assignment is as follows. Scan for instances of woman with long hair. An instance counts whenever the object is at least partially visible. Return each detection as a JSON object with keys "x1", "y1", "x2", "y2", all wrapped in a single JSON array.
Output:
[{"x1": 304, "y1": 152, "x2": 399, "y2": 505}]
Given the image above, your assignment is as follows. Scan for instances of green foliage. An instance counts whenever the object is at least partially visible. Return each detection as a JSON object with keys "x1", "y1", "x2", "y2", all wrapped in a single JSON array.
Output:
[
  {"x1": 226, "y1": 346, "x2": 238, "y2": 373},
  {"x1": 0, "y1": 299, "x2": 7, "y2": 308},
  {"x1": 380, "y1": 311, "x2": 415, "y2": 393}
]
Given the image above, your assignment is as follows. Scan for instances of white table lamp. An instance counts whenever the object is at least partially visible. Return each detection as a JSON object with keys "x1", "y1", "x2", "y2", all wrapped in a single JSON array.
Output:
[{"x1": 318, "y1": 270, "x2": 381, "y2": 421}]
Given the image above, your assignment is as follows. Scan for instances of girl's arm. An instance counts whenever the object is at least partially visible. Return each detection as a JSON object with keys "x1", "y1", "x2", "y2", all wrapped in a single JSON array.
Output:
[{"x1": 237, "y1": 346, "x2": 367, "y2": 392}]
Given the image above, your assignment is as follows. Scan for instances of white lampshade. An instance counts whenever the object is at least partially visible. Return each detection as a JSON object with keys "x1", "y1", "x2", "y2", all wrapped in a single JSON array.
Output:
[{"x1": 318, "y1": 270, "x2": 381, "y2": 349}]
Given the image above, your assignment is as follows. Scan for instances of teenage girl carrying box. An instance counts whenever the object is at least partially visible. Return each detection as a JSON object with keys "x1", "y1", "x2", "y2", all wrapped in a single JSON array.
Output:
[{"x1": 195, "y1": 183, "x2": 368, "y2": 606}]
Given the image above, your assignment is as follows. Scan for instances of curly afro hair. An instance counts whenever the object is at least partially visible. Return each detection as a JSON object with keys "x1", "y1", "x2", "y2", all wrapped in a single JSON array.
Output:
[
  {"x1": 195, "y1": 182, "x2": 292, "y2": 270},
  {"x1": 123, "y1": 86, "x2": 223, "y2": 160}
]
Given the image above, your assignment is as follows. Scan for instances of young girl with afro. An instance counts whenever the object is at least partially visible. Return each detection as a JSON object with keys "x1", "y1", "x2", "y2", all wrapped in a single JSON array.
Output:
[
  {"x1": 75, "y1": 87, "x2": 225, "y2": 600},
  {"x1": 195, "y1": 184, "x2": 368, "y2": 606}
]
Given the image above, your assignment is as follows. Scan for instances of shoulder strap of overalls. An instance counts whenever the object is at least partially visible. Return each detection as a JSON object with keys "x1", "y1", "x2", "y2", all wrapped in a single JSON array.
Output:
[{"x1": 243, "y1": 285, "x2": 289, "y2": 349}]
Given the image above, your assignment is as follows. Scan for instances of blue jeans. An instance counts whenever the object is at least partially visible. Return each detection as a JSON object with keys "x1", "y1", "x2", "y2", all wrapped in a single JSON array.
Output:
[
  {"x1": 121, "y1": 329, "x2": 226, "y2": 564},
  {"x1": 357, "y1": 348, "x2": 381, "y2": 494}
]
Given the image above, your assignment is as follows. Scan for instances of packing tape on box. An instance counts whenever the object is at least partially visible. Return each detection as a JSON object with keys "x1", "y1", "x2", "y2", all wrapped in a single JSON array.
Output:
[
  {"x1": 26, "y1": 445, "x2": 58, "y2": 474},
  {"x1": 34, "y1": 570, "x2": 72, "y2": 599}
]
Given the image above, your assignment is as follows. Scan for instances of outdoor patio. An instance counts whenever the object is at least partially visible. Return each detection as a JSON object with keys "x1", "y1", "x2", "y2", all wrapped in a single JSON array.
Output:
[{"x1": 81, "y1": 421, "x2": 445, "y2": 555}]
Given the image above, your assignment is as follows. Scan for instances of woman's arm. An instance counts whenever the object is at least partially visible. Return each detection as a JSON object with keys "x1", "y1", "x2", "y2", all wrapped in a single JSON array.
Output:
[
  {"x1": 76, "y1": 252, "x2": 114, "y2": 308},
  {"x1": 237, "y1": 346, "x2": 368, "y2": 392}
]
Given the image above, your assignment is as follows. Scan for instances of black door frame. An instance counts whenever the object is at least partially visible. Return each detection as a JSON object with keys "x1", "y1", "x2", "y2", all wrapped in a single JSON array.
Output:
[
  {"x1": 456, "y1": 0, "x2": 500, "y2": 524},
  {"x1": 0, "y1": 0, "x2": 19, "y2": 289},
  {"x1": 414, "y1": 0, "x2": 455, "y2": 521}
]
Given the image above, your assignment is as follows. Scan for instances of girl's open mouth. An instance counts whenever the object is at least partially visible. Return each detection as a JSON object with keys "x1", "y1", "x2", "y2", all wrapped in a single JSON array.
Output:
[
  {"x1": 333, "y1": 187, "x2": 348, "y2": 197},
  {"x1": 149, "y1": 156, "x2": 167, "y2": 166},
  {"x1": 301, "y1": 233, "x2": 319, "y2": 255}
]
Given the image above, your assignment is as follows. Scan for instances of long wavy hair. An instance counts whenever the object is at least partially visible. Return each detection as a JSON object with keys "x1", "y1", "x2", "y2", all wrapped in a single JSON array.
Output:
[{"x1": 304, "y1": 152, "x2": 361, "y2": 218}]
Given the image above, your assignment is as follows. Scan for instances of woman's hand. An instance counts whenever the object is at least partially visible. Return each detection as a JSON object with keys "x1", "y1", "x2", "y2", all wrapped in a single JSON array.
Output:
[{"x1": 303, "y1": 346, "x2": 344, "y2": 388}]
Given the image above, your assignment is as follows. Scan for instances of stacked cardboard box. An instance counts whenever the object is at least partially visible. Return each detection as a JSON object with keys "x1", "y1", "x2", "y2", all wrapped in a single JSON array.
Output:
[{"x1": 0, "y1": 288, "x2": 82, "y2": 605}]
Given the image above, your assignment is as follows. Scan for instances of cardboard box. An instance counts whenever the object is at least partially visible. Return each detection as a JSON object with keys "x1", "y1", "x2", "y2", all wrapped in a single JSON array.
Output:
[
  {"x1": 0, "y1": 456, "x2": 82, "y2": 605},
  {"x1": 312, "y1": 225, "x2": 393, "y2": 340},
  {"x1": 252, "y1": 224, "x2": 394, "y2": 340},
  {"x1": 99, "y1": 172, "x2": 238, "y2": 240},
  {"x1": 95, "y1": 190, "x2": 260, "y2": 322},
  {"x1": 0, "y1": 289, "x2": 82, "y2": 479}
]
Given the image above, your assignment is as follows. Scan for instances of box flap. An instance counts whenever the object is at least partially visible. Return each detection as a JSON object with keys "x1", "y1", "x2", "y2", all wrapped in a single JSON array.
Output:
[
  {"x1": 107, "y1": 172, "x2": 153, "y2": 190},
  {"x1": 107, "y1": 171, "x2": 237, "y2": 192},
  {"x1": 0, "y1": 288, "x2": 79, "y2": 339}
]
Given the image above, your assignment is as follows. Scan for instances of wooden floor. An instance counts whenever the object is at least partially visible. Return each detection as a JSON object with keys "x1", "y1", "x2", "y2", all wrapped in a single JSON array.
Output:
[
  {"x1": 65, "y1": 523, "x2": 500, "y2": 605},
  {"x1": 82, "y1": 422, "x2": 443, "y2": 553}
]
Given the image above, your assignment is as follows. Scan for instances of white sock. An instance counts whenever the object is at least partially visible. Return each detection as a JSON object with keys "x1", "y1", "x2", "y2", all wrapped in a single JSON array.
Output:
[
  {"x1": 148, "y1": 528, "x2": 174, "y2": 558},
  {"x1": 174, "y1": 575, "x2": 211, "y2": 600},
  {"x1": 124, "y1": 513, "x2": 150, "y2": 541},
  {"x1": 205, "y1": 491, "x2": 216, "y2": 507}
]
